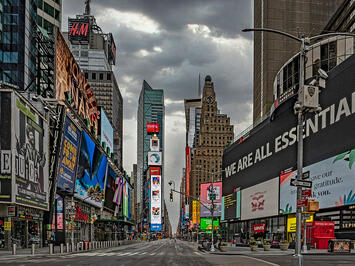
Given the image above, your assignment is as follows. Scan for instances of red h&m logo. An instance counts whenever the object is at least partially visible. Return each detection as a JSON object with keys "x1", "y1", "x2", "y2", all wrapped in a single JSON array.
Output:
[{"x1": 69, "y1": 23, "x2": 89, "y2": 37}]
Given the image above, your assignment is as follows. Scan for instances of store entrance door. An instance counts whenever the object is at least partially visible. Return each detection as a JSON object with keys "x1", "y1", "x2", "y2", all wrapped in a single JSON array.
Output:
[{"x1": 12, "y1": 220, "x2": 26, "y2": 248}]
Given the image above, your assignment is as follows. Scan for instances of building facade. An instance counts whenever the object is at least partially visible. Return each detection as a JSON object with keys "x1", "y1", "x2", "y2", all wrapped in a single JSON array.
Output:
[
  {"x1": 36, "y1": 0, "x2": 61, "y2": 33},
  {"x1": 253, "y1": 0, "x2": 344, "y2": 123},
  {"x1": 0, "y1": 0, "x2": 38, "y2": 91},
  {"x1": 137, "y1": 80, "x2": 164, "y2": 231},
  {"x1": 189, "y1": 76, "x2": 234, "y2": 224}
]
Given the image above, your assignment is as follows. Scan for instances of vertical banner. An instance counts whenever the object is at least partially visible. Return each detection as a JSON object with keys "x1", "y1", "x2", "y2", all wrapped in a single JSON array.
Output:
[
  {"x1": 150, "y1": 175, "x2": 161, "y2": 231},
  {"x1": 0, "y1": 91, "x2": 12, "y2": 202},
  {"x1": 185, "y1": 147, "x2": 190, "y2": 197},
  {"x1": 200, "y1": 182, "x2": 222, "y2": 217},
  {"x1": 192, "y1": 200, "x2": 197, "y2": 224}
]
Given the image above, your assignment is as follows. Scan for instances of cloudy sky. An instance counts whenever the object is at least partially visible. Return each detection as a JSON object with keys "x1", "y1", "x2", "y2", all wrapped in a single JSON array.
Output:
[{"x1": 62, "y1": 0, "x2": 254, "y2": 233}]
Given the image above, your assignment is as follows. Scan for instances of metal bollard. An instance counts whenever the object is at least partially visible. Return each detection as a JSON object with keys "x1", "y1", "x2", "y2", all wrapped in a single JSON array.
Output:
[
  {"x1": 66, "y1": 243, "x2": 69, "y2": 253},
  {"x1": 77, "y1": 242, "x2": 80, "y2": 252},
  {"x1": 49, "y1": 243, "x2": 54, "y2": 255},
  {"x1": 60, "y1": 243, "x2": 64, "y2": 254},
  {"x1": 31, "y1": 244, "x2": 35, "y2": 255},
  {"x1": 12, "y1": 243, "x2": 16, "y2": 255}
]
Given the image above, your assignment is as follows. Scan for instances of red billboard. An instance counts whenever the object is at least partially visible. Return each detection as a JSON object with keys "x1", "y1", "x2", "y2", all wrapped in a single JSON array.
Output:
[
  {"x1": 147, "y1": 123, "x2": 159, "y2": 133},
  {"x1": 150, "y1": 167, "x2": 161, "y2": 176},
  {"x1": 68, "y1": 18, "x2": 90, "y2": 43},
  {"x1": 253, "y1": 224, "x2": 266, "y2": 233},
  {"x1": 185, "y1": 147, "x2": 191, "y2": 197}
]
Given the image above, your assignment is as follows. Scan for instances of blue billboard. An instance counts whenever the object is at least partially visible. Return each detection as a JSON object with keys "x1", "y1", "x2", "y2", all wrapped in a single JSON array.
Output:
[
  {"x1": 75, "y1": 131, "x2": 108, "y2": 207},
  {"x1": 100, "y1": 107, "x2": 114, "y2": 155},
  {"x1": 57, "y1": 116, "x2": 81, "y2": 193}
]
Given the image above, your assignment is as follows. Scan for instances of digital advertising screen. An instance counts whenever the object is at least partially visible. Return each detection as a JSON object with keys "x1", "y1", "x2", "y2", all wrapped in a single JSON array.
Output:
[
  {"x1": 200, "y1": 182, "x2": 222, "y2": 217},
  {"x1": 100, "y1": 107, "x2": 114, "y2": 155},
  {"x1": 75, "y1": 131, "x2": 108, "y2": 208},
  {"x1": 57, "y1": 115, "x2": 81, "y2": 193},
  {"x1": 104, "y1": 166, "x2": 119, "y2": 211},
  {"x1": 150, "y1": 175, "x2": 161, "y2": 231}
]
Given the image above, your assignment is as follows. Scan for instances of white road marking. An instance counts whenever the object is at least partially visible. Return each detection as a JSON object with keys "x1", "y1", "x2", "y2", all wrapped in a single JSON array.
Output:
[
  {"x1": 194, "y1": 251, "x2": 202, "y2": 256},
  {"x1": 150, "y1": 253, "x2": 155, "y2": 256},
  {"x1": 238, "y1": 255, "x2": 280, "y2": 266}
]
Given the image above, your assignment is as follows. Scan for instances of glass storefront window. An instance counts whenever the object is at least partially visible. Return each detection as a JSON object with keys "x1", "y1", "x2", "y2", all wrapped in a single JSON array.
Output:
[
  {"x1": 28, "y1": 221, "x2": 40, "y2": 246},
  {"x1": 0, "y1": 219, "x2": 4, "y2": 248}
]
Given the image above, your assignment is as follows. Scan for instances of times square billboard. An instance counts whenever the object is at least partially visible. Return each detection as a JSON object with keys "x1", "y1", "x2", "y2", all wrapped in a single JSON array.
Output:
[
  {"x1": 222, "y1": 54, "x2": 355, "y2": 216},
  {"x1": 0, "y1": 90, "x2": 49, "y2": 210}
]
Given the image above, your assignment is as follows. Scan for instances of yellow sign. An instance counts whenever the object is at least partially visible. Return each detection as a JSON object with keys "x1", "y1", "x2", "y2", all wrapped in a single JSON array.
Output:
[
  {"x1": 4, "y1": 222, "x2": 11, "y2": 231},
  {"x1": 287, "y1": 214, "x2": 313, "y2": 232},
  {"x1": 192, "y1": 201, "x2": 200, "y2": 224}
]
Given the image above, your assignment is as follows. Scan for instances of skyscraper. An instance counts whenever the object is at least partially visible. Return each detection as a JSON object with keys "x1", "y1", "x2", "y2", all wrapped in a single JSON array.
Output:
[
  {"x1": 36, "y1": 0, "x2": 62, "y2": 33},
  {"x1": 137, "y1": 80, "x2": 164, "y2": 231},
  {"x1": 189, "y1": 76, "x2": 234, "y2": 214},
  {"x1": 64, "y1": 2, "x2": 123, "y2": 168},
  {"x1": 253, "y1": 0, "x2": 344, "y2": 123}
]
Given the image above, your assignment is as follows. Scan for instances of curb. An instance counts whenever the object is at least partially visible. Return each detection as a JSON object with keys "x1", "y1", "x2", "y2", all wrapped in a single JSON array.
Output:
[{"x1": 209, "y1": 252, "x2": 292, "y2": 256}]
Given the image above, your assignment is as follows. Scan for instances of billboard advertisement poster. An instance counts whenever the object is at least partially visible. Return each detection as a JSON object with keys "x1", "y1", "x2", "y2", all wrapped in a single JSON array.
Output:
[
  {"x1": 241, "y1": 177, "x2": 279, "y2": 220},
  {"x1": 57, "y1": 115, "x2": 81, "y2": 193},
  {"x1": 200, "y1": 182, "x2": 222, "y2": 217},
  {"x1": 150, "y1": 138, "x2": 160, "y2": 152},
  {"x1": 52, "y1": 194, "x2": 64, "y2": 230},
  {"x1": 123, "y1": 179, "x2": 129, "y2": 218},
  {"x1": 0, "y1": 91, "x2": 12, "y2": 202},
  {"x1": 192, "y1": 200, "x2": 200, "y2": 224},
  {"x1": 185, "y1": 204, "x2": 189, "y2": 219},
  {"x1": 200, "y1": 218, "x2": 219, "y2": 231},
  {"x1": 146, "y1": 123, "x2": 159, "y2": 133},
  {"x1": 148, "y1": 152, "x2": 162, "y2": 166},
  {"x1": 56, "y1": 31, "x2": 98, "y2": 136},
  {"x1": 224, "y1": 187, "x2": 241, "y2": 220},
  {"x1": 113, "y1": 177, "x2": 124, "y2": 206},
  {"x1": 280, "y1": 150, "x2": 355, "y2": 214},
  {"x1": 150, "y1": 167, "x2": 160, "y2": 176},
  {"x1": 100, "y1": 108, "x2": 114, "y2": 155},
  {"x1": 13, "y1": 95, "x2": 49, "y2": 210},
  {"x1": 151, "y1": 175, "x2": 161, "y2": 231},
  {"x1": 75, "y1": 131, "x2": 108, "y2": 208},
  {"x1": 104, "y1": 166, "x2": 119, "y2": 211}
]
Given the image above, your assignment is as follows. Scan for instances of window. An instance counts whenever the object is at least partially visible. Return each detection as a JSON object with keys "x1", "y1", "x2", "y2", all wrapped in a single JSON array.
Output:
[
  {"x1": 55, "y1": 9, "x2": 60, "y2": 22},
  {"x1": 44, "y1": 2, "x2": 55, "y2": 17},
  {"x1": 85, "y1": 72, "x2": 88, "y2": 79},
  {"x1": 38, "y1": 0, "x2": 43, "y2": 9},
  {"x1": 99, "y1": 73, "x2": 104, "y2": 80},
  {"x1": 107, "y1": 73, "x2": 111, "y2": 80},
  {"x1": 92, "y1": 73, "x2": 96, "y2": 80},
  {"x1": 4, "y1": 14, "x2": 18, "y2": 25},
  {"x1": 320, "y1": 41, "x2": 337, "y2": 72}
]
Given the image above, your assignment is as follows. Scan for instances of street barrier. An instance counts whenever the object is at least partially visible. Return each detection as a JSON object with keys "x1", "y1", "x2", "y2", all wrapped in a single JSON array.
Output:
[
  {"x1": 31, "y1": 244, "x2": 35, "y2": 255},
  {"x1": 49, "y1": 243, "x2": 54, "y2": 254},
  {"x1": 12, "y1": 244, "x2": 16, "y2": 255},
  {"x1": 66, "y1": 243, "x2": 69, "y2": 253},
  {"x1": 60, "y1": 243, "x2": 64, "y2": 253}
]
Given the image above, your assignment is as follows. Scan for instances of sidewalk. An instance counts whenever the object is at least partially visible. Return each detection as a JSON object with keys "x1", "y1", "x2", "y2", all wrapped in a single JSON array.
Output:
[
  {"x1": 209, "y1": 245, "x2": 355, "y2": 256},
  {"x1": 0, "y1": 240, "x2": 140, "y2": 259}
]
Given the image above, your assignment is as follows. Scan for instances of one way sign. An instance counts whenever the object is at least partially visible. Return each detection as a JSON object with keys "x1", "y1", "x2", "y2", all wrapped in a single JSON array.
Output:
[{"x1": 290, "y1": 179, "x2": 312, "y2": 188}]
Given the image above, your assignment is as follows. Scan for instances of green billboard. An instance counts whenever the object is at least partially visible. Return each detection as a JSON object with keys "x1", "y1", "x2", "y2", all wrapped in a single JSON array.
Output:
[{"x1": 200, "y1": 218, "x2": 219, "y2": 232}]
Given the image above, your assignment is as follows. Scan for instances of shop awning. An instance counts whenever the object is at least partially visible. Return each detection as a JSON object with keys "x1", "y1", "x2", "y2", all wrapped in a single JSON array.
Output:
[{"x1": 96, "y1": 219, "x2": 134, "y2": 225}]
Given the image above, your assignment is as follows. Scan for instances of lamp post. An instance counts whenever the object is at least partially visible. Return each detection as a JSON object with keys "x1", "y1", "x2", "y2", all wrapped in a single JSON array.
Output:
[
  {"x1": 242, "y1": 28, "x2": 355, "y2": 266},
  {"x1": 191, "y1": 169, "x2": 224, "y2": 252}
]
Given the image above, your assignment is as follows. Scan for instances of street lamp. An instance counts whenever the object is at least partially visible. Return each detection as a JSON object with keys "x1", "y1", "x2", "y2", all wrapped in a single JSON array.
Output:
[{"x1": 242, "y1": 28, "x2": 355, "y2": 266}]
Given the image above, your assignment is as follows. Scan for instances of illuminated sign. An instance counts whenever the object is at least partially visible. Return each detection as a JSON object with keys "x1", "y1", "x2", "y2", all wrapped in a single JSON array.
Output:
[
  {"x1": 147, "y1": 123, "x2": 159, "y2": 133},
  {"x1": 68, "y1": 18, "x2": 90, "y2": 43},
  {"x1": 150, "y1": 167, "x2": 160, "y2": 176}
]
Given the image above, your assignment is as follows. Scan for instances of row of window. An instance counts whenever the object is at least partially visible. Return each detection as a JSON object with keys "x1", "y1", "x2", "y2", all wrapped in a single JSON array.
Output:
[
  {"x1": 84, "y1": 72, "x2": 112, "y2": 81},
  {"x1": 38, "y1": 0, "x2": 60, "y2": 22},
  {"x1": 0, "y1": 51, "x2": 18, "y2": 63}
]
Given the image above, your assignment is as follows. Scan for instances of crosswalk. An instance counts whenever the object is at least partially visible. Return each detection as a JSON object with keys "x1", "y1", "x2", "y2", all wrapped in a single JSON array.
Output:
[{"x1": 64, "y1": 250, "x2": 204, "y2": 258}]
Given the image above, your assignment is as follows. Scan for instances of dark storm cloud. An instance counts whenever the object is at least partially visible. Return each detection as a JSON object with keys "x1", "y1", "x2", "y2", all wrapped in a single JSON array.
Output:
[{"x1": 93, "y1": 0, "x2": 253, "y2": 39}]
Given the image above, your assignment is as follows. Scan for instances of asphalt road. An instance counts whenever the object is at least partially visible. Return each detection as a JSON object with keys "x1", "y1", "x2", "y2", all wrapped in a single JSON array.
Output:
[{"x1": 2, "y1": 239, "x2": 355, "y2": 266}]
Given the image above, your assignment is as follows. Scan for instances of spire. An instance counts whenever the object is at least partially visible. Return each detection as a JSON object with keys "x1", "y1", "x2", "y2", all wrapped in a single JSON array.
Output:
[
  {"x1": 198, "y1": 73, "x2": 201, "y2": 98},
  {"x1": 84, "y1": 0, "x2": 91, "y2": 15}
]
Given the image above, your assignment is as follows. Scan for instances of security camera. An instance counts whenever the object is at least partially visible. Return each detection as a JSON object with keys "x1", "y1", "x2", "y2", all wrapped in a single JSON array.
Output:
[
  {"x1": 32, "y1": 95, "x2": 39, "y2": 102},
  {"x1": 318, "y1": 68, "x2": 328, "y2": 79},
  {"x1": 316, "y1": 106, "x2": 322, "y2": 112},
  {"x1": 43, "y1": 105, "x2": 50, "y2": 112},
  {"x1": 309, "y1": 79, "x2": 317, "y2": 86},
  {"x1": 294, "y1": 101, "x2": 303, "y2": 113}
]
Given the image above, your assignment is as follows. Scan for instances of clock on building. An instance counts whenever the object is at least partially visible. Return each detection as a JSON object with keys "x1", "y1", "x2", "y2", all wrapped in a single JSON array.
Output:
[{"x1": 206, "y1": 95, "x2": 214, "y2": 104}]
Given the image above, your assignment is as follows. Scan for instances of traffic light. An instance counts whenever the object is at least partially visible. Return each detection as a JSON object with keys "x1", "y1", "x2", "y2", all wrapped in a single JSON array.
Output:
[
  {"x1": 170, "y1": 191, "x2": 173, "y2": 202},
  {"x1": 101, "y1": 193, "x2": 105, "y2": 202}
]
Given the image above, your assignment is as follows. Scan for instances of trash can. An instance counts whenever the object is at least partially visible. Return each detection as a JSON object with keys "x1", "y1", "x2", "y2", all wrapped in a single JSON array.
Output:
[{"x1": 328, "y1": 239, "x2": 351, "y2": 253}]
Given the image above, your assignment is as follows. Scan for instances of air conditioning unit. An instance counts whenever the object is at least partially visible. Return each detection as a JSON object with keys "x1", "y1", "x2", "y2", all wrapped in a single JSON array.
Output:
[{"x1": 299, "y1": 85, "x2": 319, "y2": 109}]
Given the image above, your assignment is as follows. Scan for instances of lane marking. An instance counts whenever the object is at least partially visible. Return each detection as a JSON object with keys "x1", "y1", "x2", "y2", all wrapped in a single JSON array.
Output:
[
  {"x1": 238, "y1": 255, "x2": 280, "y2": 266},
  {"x1": 194, "y1": 251, "x2": 202, "y2": 256},
  {"x1": 150, "y1": 253, "x2": 155, "y2": 256}
]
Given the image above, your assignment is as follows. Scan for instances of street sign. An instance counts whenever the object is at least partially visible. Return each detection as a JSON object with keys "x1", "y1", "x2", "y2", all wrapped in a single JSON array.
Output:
[
  {"x1": 210, "y1": 194, "x2": 216, "y2": 200},
  {"x1": 302, "y1": 189, "x2": 312, "y2": 198},
  {"x1": 290, "y1": 179, "x2": 312, "y2": 188},
  {"x1": 297, "y1": 199, "x2": 308, "y2": 207},
  {"x1": 296, "y1": 171, "x2": 310, "y2": 180}
]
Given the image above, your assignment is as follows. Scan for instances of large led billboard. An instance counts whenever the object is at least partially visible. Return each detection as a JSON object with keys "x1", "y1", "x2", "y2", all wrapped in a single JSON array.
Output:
[
  {"x1": 75, "y1": 131, "x2": 108, "y2": 208},
  {"x1": 55, "y1": 31, "x2": 99, "y2": 136},
  {"x1": 148, "y1": 152, "x2": 162, "y2": 166},
  {"x1": 123, "y1": 179, "x2": 129, "y2": 218},
  {"x1": 200, "y1": 218, "x2": 219, "y2": 231},
  {"x1": 150, "y1": 175, "x2": 161, "y2": 231},
  {"x1": 222, "y1": 54, "x2": 355, "y2": 219},
  {"x1": 200, "y1": 182, "x2": 222, "y2": 217},
  {"x1": 13, "y1": 93, "x2": 49, "y2": 210},
  {"x1": 68, "y1": 17, "x2": 90, "y2": 43},
  {"x1": 99, "y1": 107, "x2": 114, "y2": 155},
  {"x1": 104, "y1": 166, "x2": 119, "y2": 211},
  {"x1": 57, "y1": 115, "x2": 81, "y2": 193}
]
